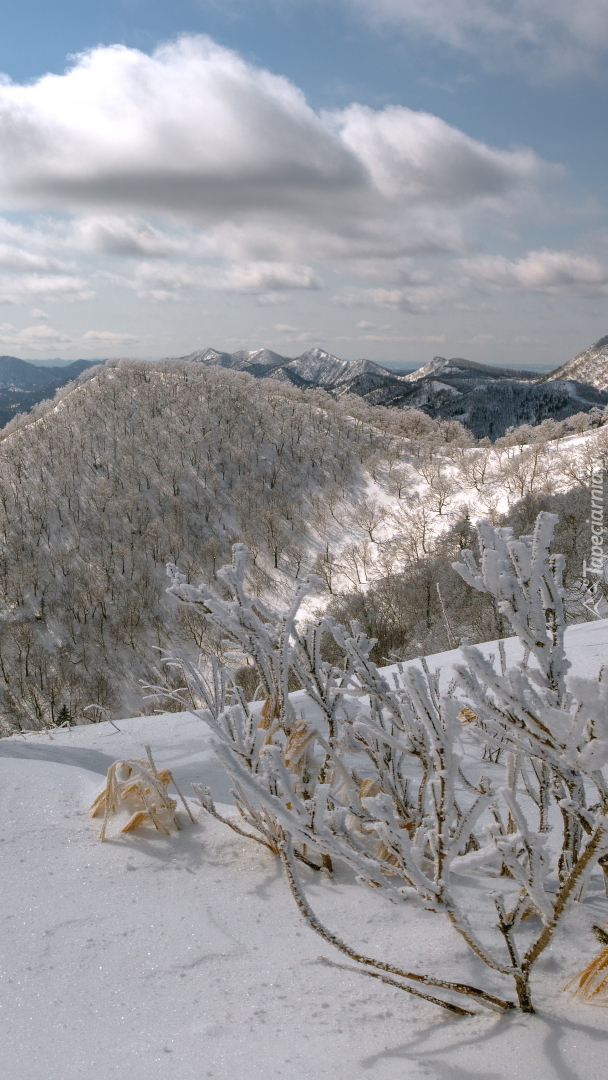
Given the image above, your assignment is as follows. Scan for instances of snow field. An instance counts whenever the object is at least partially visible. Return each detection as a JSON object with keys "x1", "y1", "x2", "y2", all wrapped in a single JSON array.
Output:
[{"x1": 3, "y1": 619, "x2": 608, "y2": 1079}]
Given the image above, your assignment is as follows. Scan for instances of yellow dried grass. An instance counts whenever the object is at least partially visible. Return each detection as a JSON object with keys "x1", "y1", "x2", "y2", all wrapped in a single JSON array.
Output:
[
  {"x1": 90, "y1": 746, "x2": 195, "y2": 841},
  {"x1": 283, "y1": 720, "x2": 315, "y2": 772},
  {"x1": 565, "y1": 945, "x2": 608, "y2": 1003}
]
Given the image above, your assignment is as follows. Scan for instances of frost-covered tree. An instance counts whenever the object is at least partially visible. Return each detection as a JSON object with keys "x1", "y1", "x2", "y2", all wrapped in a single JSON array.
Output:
[{"x1": 170, "y1": 515, "x2": 608, "y2": 1015}]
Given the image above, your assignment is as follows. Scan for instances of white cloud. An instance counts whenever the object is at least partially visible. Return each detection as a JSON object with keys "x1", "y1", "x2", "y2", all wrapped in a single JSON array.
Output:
[
  {"x1": 74, "y1": 216, "x2": 182, "y2": 256},
  {"x1": 216, "y1": 262, "x2": 321, "y2": 293},
  {"x1": 0, "y1": 36, "x2": 548, "y2": 261},
  {"x1": 121, "y1": 258, "x2": 321, "y2": 302},
  {"x1": 347, "y1": 0, "x2": 608, "y2": 79},
  {"x1": 0, "y1": 324, "x2": 72, "y2": 349},
  {"x1": 0, "y1": 218, "x2": 96, "y2": 305},
  {"x1": 82, "y1": 330, "x2": 139, "y2": 343},
  {"x1": 334, "y1": 280, "x2": 463, "y2": 313},
  {"x1": 0, "y1": 245, "x2": 70, "y2": 272},
  {"x1": 0, "y1": 37, "x2": 358, "y2": 217},
  {"x1": 328, "y1": 103, "x2": 545, "y2": 205},
  {"x1": 0, "y1": 34, "x2": 597, "y2": 342},
  {"x1": 461, "y1": 250, "x2": 608, "y2": 295},
  {"x1": 0, "y1": 274, "x2": 95, "y2": 305}
]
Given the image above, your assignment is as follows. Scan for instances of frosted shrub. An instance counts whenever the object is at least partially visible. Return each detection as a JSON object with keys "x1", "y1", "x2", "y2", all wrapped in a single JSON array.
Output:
[
  {"x1": 155, "y1": 545, "x2": 347, "y2": 868},
  {"x1": 168, "y1": 516, "x2": 608, "y2": 1015},
  {"x1": 452, "y1": 513, "x2": 608, "y2": 894}
]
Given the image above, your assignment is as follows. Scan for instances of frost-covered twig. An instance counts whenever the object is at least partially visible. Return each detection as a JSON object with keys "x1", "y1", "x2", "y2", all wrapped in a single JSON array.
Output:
[{"x1": 166, "y1": 522, "x2": 608, "y2": 1015}]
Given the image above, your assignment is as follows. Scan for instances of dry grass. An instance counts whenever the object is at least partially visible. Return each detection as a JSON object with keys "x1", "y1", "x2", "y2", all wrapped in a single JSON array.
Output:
[
  {"x1": 90, "y1": 745, "x2": 195, "y2": 841},
  {"x1": 565, "y1": 944, "x2": 608, "y2": 1004}
]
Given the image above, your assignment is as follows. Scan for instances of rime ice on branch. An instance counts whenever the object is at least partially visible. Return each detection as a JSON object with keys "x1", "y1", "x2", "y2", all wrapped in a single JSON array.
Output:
[{"x1": 164, "y1": 514, "x2": 608, "y2": 1015}]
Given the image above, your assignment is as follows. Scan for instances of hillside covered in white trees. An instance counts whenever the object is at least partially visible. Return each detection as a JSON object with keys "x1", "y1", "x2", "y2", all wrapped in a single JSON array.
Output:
[{"x1": 0, "y1": 357, "x2": 607, "y2": 731}]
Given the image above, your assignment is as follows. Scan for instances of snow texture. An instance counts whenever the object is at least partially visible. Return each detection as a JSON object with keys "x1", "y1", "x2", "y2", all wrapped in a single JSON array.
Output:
[{"x1": 2, "y1": 618, "x2": 608, "y2": 1078}]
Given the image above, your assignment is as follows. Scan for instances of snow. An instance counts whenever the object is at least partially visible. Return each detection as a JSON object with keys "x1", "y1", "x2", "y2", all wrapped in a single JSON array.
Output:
[
  {"x1": 381, "y1": 615, "x2": 608, "y2": 689},
  {"x1": 545, "y1": 337, "x2": 608, "y2": 392},
  {"x1": 2, "y1": 621, "x2": 608, "y2": 1080}
]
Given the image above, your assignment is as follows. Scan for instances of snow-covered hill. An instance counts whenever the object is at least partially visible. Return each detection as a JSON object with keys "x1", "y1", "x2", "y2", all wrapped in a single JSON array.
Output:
[
  {"x1": 402, "y1": 355, "x2": 539, "y2": 384},
  {"x1": 543, "y1": 334, "x2": 608, "y2": 391},
  {"x1": 0, "y1": 353, "x2": 607, "y2": 728},
  {"x1": 173, "y1": 344, "x2": 401, "y2": 391},
  {"x1": 2, "y1": 619, "x2": 607, "y2": 1080}
]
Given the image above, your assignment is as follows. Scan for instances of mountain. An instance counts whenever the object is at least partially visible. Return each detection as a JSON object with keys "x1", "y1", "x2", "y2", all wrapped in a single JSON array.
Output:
[
  {"x1": 401, "y1": 356, "x2": 539, "y2": 384},
  {"x1": 169, "y1": 346, "x2": 411, "y2": 405},
  {"x1": 178, "y1": 347, "x2": 288, "y2": 375},
  {"x1": 392, "y1": 354, "x2": 608, "y2": 438},
  {"x1": 168, "y1": 339, "x2": 608, "y2": 439},
  {"x1": 0, "y1": 356, "x2": 101, "y2": 428},
  {"x1": 0, "y1": 353, "x2": 605, "y2": 730},
  {"x1": 0, "y1": 358, "x2": 401, "y2": 729},
  {"x1": 0, "y1": 355, "x2": 98, "y2": 389},
  {"x1": 280, "y1": 348, "x2": 386, "y2": 386},
  {"x1": 542, "y1": 335, "x2": 608, "y2": 390}
]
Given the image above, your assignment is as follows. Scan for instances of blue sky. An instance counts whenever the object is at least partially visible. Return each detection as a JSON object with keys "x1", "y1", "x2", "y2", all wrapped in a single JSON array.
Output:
[{"x1": 0, "y1": 0, "x2": 606, "y2": 368}]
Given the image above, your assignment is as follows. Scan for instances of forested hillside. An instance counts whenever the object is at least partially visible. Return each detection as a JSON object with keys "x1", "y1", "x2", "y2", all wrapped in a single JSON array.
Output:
[
  {"x1": 0, "y1": 358, "x2": 605, "y2": 731},
  {"x1": 0, "y1": 361, "x2": 410, "y2": 727}
]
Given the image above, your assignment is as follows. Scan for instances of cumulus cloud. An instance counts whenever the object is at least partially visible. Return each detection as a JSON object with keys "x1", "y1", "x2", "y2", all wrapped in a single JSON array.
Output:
[
  {"x1": 0, "y1": 37, "x2": 359, "y2": 217},
  {"x1": 461, "y1": 250, "x2": 608, "y2": 295},
  {"x1": 328, "y1": 104, "x2": 543, "y2": 205},
  {"x1": 0, "y1": 34, "x2": 595, "y2": 328},
  {"x1": 0, "y1": 36, "x2": 548, "y2": 250},
  {"x1": 346, "y1": 0, "x2": 608, "y2": 79}
]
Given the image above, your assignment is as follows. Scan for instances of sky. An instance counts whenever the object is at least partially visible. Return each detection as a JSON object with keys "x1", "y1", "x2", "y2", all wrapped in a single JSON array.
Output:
[{"x1": 0, "y1": 1, "x2": 606, "y2": 369}]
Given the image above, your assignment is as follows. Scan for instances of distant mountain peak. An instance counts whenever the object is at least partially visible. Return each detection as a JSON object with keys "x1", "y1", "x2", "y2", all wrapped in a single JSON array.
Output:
[
  {"x1": 402, "y1": 356, "x2": 538, "y2": 383},
  {"x1": 161, "y1": 339, "x2": 608, "y2": 439}
]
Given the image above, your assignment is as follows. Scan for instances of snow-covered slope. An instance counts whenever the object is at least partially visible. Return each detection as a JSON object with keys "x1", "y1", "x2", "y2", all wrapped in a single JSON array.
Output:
[
  {"x1": 544, "y1": 334, "x2": 608, "y2": 391},
  {"x1": 227, "y1": 347, "x2": 288, "y2": 374},
  {"x1": 2, "y1": 620, "x2": 608, "y2": 1080},
  {"x1": 170, "y1": 344, "x2": 396, "y2": 389}
]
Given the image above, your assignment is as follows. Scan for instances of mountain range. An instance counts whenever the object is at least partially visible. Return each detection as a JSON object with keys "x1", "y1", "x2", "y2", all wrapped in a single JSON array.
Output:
[
  {"x1": 2, "y1": 337, "x2": 606, "y2": 440},
  {"x1": 170, "y1": 339, "x2": 608, "y2": 438},
  {"x1": 0, "y1": 356, "x2": 100, "y2": 428}
]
